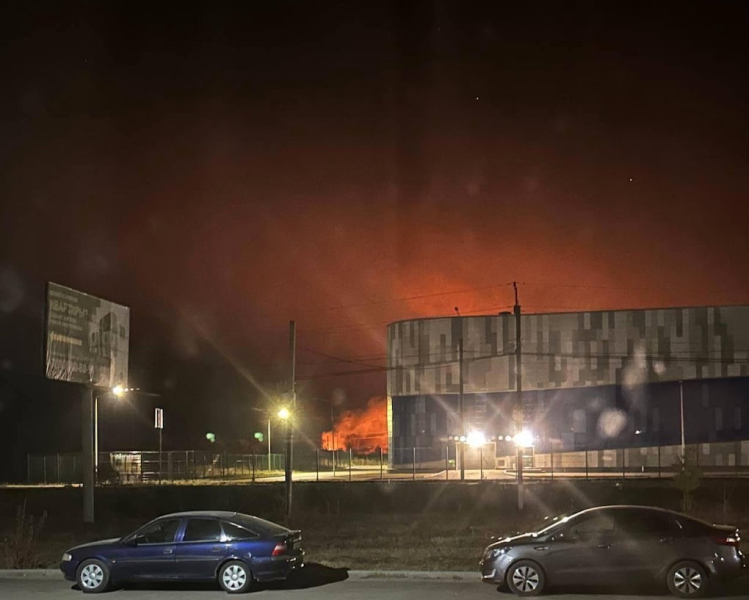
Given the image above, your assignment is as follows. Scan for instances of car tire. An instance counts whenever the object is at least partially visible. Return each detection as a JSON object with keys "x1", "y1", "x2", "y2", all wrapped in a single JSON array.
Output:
[
  {"x1": 667, "y1": 561, "x2": 709, "y2": 598},
  {"x1": 76, "y1": 558, "x2": 111, "y2": 594},
  {"x1": 218, "y1": 560, "x2": 252, "y2": 594},
  {"x1": 506, "y1": 560, "x2": 546, "y2": 597}
]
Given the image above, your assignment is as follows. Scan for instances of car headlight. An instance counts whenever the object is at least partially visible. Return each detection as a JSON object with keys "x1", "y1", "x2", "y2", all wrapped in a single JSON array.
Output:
[
  {"x1": 484, "y1": 547, "x2": 511, "y2": 560},
  {"x1": 61, "y1": 553, "x2": 73, "y2": 562}
]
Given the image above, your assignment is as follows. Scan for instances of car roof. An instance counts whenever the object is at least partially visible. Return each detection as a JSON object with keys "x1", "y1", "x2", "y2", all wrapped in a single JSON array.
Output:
[
  {"x1": 574, "y1": 505, "x2": 685, "y2": 517},
  {"x1": 157, "y1": 511, "x2": 244, "y2": 519}
]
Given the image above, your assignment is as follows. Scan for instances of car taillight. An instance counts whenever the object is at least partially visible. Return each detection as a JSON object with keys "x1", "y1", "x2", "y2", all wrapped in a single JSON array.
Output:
[
  {"x1": 711, "y1": 534, "x2": 740, "y2": 548},
  {"x1": 272, "y1": 542, "x2": 287, "y2": 556}
]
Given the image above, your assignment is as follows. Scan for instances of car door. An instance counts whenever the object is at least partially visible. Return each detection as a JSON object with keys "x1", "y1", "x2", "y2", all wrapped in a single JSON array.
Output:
[
  {"x1": 611, "y1": 510, "x2": 684, "y2": 582},
  {"x1": 174, "y1": 518, "x2": 227, "y2": 579},
  {"x1": 116, "y1": 518, "x2": 181, "y2": 580},
  {"x1": 543, "y1": 511, "x2": 620, "y2": 586}
]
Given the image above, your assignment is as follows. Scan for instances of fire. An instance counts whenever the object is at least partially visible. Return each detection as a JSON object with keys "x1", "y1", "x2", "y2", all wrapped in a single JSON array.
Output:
[{"x1": 321, "y1": 396, "x2": 388, "y2": 453}]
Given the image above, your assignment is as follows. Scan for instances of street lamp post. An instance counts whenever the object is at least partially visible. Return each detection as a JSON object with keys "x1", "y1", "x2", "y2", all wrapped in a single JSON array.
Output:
[{"x1": 95, "y1": 386, "x2": 161, "y2": 483}]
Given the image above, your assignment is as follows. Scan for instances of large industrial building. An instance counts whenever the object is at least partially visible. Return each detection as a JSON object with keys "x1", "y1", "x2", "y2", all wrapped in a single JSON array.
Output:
[{"x1": 386, "y1": 305, "x2": 749, "y2": 469}]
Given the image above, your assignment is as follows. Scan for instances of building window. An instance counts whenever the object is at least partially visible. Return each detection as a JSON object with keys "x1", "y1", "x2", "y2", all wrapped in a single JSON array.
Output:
[
  {"x1": 652, "y1": 408, "x2": 660, "y2": 432},
  {"x1": 416, "y1": 397, "x2": 426, "y2": 413},
  {"x1": 410, "y1": 414, "x2": 416, "y2": 437},
  {"x1": 430, "y1": 413, "x2": 437, "y2": 435},
  {"x1": 715, "y1": 407, "x2": 723, "y2": 430}
]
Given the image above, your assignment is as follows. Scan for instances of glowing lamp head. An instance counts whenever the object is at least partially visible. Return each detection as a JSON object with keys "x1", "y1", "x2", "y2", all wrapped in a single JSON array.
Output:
[
  {"x1": 112, "y1": 385, "x2": 125, "y2": 397},
  {"x1": 466, "y1": 430, "x2": 486, "y2": 448},
  {"x1": 513, "y1": 429, "x2": 534, "y2": 447},
  {"x1": 277, "y1": 407, "x2": 290, "y2": 420}
]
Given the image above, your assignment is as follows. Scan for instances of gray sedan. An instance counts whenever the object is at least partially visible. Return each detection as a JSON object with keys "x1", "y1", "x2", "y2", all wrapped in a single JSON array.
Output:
[{"x1": 480, "y1": 505, "x2": 745, "y2": 597}]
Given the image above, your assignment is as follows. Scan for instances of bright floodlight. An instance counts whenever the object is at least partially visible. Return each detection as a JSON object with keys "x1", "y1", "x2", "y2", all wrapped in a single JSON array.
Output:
[
  {"x1": 112, "y1": 385, "x2": 125, "y2": 397},
  {"x1": 277, "y1": 407, "x2": 290, "y2": 420},
  {"x1": 466, "y1": 430, "x2": 486, "y2": 448},
  {"x1": 513, "y1": 429, "x2": 534, "y2": 447}
]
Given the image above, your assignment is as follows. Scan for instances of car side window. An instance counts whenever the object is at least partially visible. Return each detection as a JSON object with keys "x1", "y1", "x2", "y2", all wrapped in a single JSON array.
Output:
[
  {"x1": 183, "y1": 519, "x2": 223, "y2": 543},
  {"x1": 616, "y1": 512, "x2": 681, "y2": 539},
  {"x1": 221, "y1": 522, "x2": 258, "y2": 541},
  {"x1": 567, "y1": 513, "x2": 616, "y2": 540},
  {"x1": 136, "y1": 519, "x2": 181, "y2": 544}
]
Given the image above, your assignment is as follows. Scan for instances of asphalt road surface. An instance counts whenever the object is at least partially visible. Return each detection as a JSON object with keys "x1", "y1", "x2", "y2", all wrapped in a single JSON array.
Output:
[{"x1": 1, "y1": 573, "x2": 748, "y2": 600}]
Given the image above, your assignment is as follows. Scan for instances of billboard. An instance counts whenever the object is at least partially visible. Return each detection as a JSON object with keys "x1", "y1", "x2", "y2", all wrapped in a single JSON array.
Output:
[{"x1": 45, "y1": 282, "x2": 129, "y2": 388}]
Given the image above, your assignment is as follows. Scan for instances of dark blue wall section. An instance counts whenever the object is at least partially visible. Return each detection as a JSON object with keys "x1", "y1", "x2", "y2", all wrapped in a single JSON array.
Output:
[{"x1": 390, "y1": 376, "x2": 749, "y2": 458}]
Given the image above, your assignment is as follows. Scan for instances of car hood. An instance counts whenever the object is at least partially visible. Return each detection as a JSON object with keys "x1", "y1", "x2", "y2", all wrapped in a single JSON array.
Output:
[
  {"x1": 486, "y1": 532, "x2": 540, "y2": 550},
  {"x1": 67, "y1": 538, "x2": 123, "y2": 554}
]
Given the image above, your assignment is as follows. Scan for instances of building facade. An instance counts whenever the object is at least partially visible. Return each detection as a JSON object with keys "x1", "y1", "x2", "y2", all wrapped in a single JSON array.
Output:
[{"x1": 386, "y1": 306, "x2": 749, "y2": 467}]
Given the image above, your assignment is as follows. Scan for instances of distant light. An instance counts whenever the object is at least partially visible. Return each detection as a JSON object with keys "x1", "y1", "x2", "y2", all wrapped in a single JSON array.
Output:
[
  {"x1": 635, "y1": 429, "x2": 642, "y2": 435},
  {"x1": 277, "y1": 407, "x2": 290, "y2": 420},
  {"x1": 112, "y1": 385, "x2": 125, "y2": 397},
  {"x1": 205, "y1": 432, "x2": 216, "y2": 443},
  {"x1": 466, "y1": 430, "x2": 486, "y2": 448},
  {"x1": 513, "y1": 430, "x2": 534, "y2": 447},
  {"x1": 459, "y1": 435, "x2": 467, "y2": 443}
]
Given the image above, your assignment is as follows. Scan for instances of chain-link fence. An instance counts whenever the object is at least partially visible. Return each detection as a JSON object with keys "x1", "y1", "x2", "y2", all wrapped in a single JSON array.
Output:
[
  {"x1": 28, "y1": 440, "x2": 749, "y2": 484},
  {"x1": 27, "y1": 451, "x2": 286, "y2": 485}
]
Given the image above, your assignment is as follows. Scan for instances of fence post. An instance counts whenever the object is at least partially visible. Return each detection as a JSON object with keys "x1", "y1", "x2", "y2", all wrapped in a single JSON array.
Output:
[
  {"x1": 585, "y1": 447, "x2": 589, "y2": 480},
  {"x1": 658, "y1": 444, "x2": 661, "y2": 478},
  {"x1": 316, "y1": 449, "x2": 319, "y2": 482},
  {"x1": 57, "y1": 453, "x2": 61, "y2": 484},
  {"x1": 736, "y1": 441, "x2": 740, "y2": 477},
  {"x1": 550, "y1": 446, "x2": 554, "y2": 481},
  {"x1": 412, "y1": 447, "x2": 416, "y2": 481},
  {"x1": 480, "y1": 446, "x2": 484, "y2": 480},
  {"x1": 348, "y1": 449, "x2": 352, "y2": 482},
  {"x1": 43, "y1": 455, "x2": 47, "y2": 485},
  {"x1": 622, "y1": 448, "x2": 626, "y2": 479},
  {"x1": 380, "y1": 447, "x2": 384, "y2": 481},
  {"x1": 251, "y1": 454, "x2": 256, "y2": 483},
  {"x1": 445, "y1": 445, "x2": 449, "y2": 481}
]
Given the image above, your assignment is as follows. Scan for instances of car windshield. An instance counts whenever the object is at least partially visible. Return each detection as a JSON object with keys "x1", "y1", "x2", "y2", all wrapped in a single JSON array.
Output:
[
  {"x1": 233, "y1": 514, "x2": 290, "y2": 536},
  {"x1": 533, "y1": 514, "x2": 571, "y2": 535}
]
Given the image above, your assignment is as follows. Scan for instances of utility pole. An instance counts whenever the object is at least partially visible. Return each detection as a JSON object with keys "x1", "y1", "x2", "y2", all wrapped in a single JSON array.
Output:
[
  {"x1": 455, "y1": 308, "x2": 465, "y2": 481},
  {"x1": 679, "y1": 380, "x2": 685, "y2": 460},
  {"x1": 514, "y1": 282, "x2": 524, "y2": 511},
  {"x1": 285, "y1": 320, "x2": 296, "y2": 518}
]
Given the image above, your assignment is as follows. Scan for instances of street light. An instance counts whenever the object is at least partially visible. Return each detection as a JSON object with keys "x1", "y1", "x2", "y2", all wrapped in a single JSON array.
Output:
[
  {"x1": 513, "y1": 429, "x2": 534, "y2": 449},
  {"x1": 94, "y1": 386, "x2": 161, "y2": 482},
  {"x1": 277, "y1": 407, "x2": 290, "y2": 420},
  {"x1": 467, "y1": 430, "x2": 486, "y2": 448}
]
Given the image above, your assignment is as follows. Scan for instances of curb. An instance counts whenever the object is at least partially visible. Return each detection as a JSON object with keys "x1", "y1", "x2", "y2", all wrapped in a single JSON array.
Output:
[
  {"x1": 0, "y1": 570, "x2": 63, "y2": 580},
  {"x1": 0, "y1": 569, "x2": 478, "y2": 582},
  {"x1": 349, "y1": 570, "x2": 476, "y2": 581}
]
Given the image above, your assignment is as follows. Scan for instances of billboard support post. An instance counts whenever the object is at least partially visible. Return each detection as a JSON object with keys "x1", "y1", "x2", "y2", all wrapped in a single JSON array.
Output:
[{"x1": 82, "y1": 385, "x2": 95, "y2": 523}]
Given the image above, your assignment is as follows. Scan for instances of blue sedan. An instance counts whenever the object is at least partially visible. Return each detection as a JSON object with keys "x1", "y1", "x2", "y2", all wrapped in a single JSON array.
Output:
[{"x1": 60, "y1": 511, "x2": 305, "y2": 593}]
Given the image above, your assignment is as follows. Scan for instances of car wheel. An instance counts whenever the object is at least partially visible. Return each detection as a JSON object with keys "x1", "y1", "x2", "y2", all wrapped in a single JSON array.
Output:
[
  {"x1": 76, "y1": 559, "x2": 111, "y2": 594},
  {"x1": 218, "y1": 560, "x2": 252, "y2": 594},
  {"x1": 667, "y1": 561, "x2": 709, "y2": 598},
  {"x1": 506, "y1": 560, "x2": 546, "y2": 596}
]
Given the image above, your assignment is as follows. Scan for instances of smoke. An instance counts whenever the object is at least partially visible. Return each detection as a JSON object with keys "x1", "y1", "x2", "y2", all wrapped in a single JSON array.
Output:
[{"x1": 321, "y1": 395, "x2": 388, "y2": 453}]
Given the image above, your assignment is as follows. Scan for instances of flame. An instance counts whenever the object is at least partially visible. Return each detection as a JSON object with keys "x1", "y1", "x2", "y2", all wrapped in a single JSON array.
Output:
[{"x1": 321, "y1": 396, "x2": 388, "y2": 453}]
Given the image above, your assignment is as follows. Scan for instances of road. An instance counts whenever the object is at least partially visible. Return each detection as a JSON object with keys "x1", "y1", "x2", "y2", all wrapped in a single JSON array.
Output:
[{"x1": 1, "y1": 574, "x2": 748, "y2": 599}]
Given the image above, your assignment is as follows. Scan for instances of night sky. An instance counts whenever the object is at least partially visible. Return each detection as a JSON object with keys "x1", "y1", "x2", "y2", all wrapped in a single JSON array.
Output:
[{"x1": 1, "y1": 1, "x2": 748, "y2": 481}]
